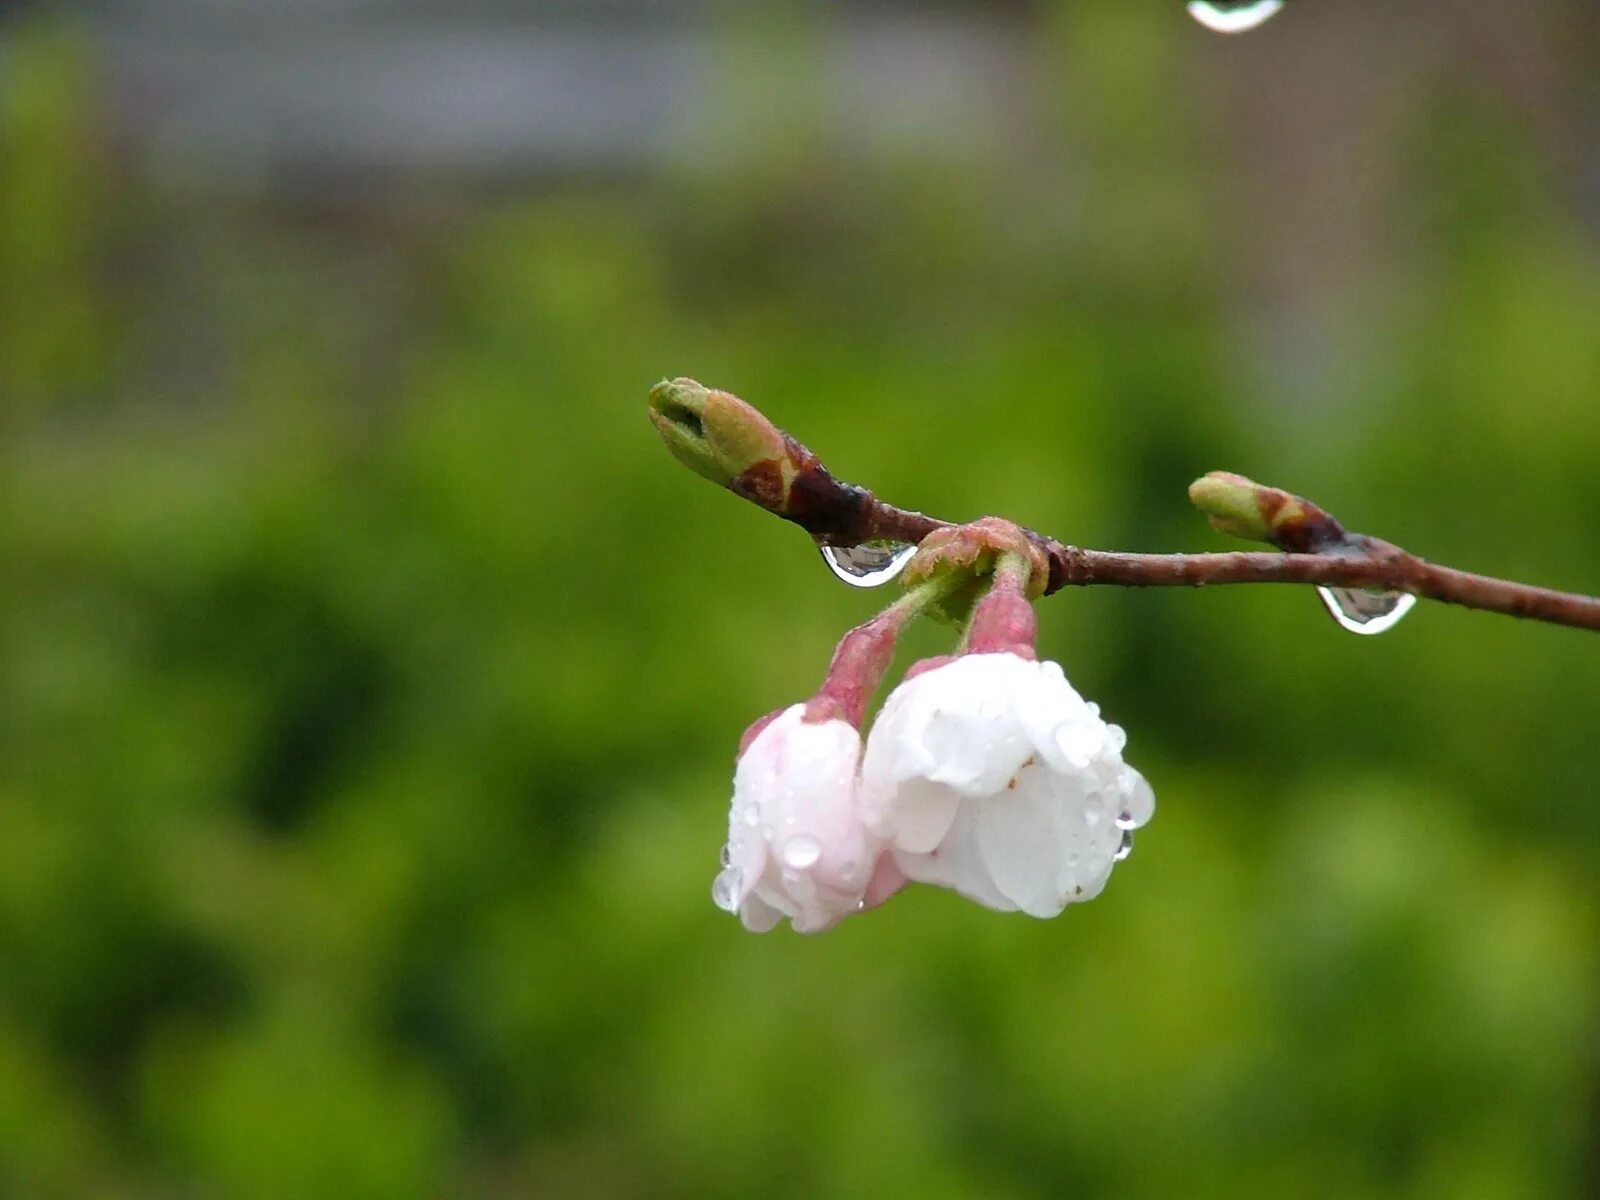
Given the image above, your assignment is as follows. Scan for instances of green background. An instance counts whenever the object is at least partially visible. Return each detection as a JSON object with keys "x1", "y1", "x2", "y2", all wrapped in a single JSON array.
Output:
[{"x1": 2, "y1": 4, "x2": 1598, "y2": 1197}]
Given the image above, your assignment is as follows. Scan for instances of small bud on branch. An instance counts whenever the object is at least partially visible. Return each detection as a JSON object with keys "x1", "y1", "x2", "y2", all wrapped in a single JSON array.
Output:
[{"x1": 649, "y1": 379, "x2": 1600, "y2": 633}]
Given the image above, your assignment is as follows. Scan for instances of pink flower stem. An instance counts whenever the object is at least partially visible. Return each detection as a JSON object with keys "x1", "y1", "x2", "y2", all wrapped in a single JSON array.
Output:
[
  {"x1": 963, "y1": 554, "x2": 1039, "y2": 659},
  {"x1": 808, "y1": 578, "x2": 959, "y2": 727}
]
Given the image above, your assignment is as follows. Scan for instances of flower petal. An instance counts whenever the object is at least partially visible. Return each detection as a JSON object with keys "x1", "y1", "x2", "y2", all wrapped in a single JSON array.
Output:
[
  {"x1": 975, "y1": 764, "x2": 1065, "y2": 917},
  {"x1": 887, "y1": 777, "x2": 963, "y2": 854}
]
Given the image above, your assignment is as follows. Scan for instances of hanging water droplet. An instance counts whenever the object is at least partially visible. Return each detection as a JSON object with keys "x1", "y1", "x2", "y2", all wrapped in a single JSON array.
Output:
[
  {"x1": 1186, "y1": 0, "x2": 1285, "y2": 34},
  {"x1": 711, "y1": 868, "x2": 741, "y2": 913},
  {"x1": 1114, "y1": 830, "x2": 1134, "y2": 862},
  {"x1": 819, "y1": 541, "x2": 917, "y2": 588},
  {"x1": 719, "y1": 843, "x2": 732, "y2": 868},
  {"x1": 1317, "y1": 586, "x2": 1417, "y2": 636},
  {"x1": 781, "y1": 834, "x2": 822, "y2": 870},
  {"x1": 1118, "y1": 774, "x2": 1156, "y2": 828}
]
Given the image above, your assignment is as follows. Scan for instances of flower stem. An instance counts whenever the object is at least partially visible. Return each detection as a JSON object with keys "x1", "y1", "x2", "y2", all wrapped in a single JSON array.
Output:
[{"x1": 809, "y1": 575, "x2": 965, "y2": 727}]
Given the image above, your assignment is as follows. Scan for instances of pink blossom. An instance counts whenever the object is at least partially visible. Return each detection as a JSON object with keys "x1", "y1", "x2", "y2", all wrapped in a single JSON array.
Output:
[{"x1": 713, "y1": 705, "x2": 881, "y2": 933}]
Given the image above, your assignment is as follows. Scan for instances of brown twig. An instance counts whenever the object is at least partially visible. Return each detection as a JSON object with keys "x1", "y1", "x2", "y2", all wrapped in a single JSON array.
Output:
[
  {"x1": 819, "y1": 473, "x2": 1600, "y2": 631},
  {"x1": 647, "y1": 378, "x2": 1600, "y2": 633}
]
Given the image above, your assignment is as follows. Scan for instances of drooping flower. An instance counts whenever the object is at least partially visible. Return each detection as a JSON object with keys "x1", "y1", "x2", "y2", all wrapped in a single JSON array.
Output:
[
  {"x1": 712, "y1": 704, "x2": 880, "y2": 933},
  {"x1": 860, "y1": 651, "x2": 1154, "y2": 916}
]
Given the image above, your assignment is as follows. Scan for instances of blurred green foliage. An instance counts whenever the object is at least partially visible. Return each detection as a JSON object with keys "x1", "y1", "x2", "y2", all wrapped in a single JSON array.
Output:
[{"x1": 2, "y1": 8, "x2": 1598, "y2": 1198}]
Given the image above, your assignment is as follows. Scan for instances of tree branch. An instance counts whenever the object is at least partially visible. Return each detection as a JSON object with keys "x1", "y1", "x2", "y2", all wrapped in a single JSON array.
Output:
[{"x1": 647, "y1": 379, "x2": 1600, "y2": 633}]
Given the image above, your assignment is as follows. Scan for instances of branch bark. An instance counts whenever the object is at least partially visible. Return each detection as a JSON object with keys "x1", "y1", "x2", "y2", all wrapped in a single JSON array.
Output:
[{"x1": 648, "y1": 379, "x2": 1600, "y2": 633}]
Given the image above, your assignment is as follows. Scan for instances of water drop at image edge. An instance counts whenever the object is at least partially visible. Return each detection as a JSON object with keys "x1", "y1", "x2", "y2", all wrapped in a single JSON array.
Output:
[
  {"x1": 1317, "y1": 587, "x2": 1417, "y2": 636},
  {"x1": 1187, "y1": 0, "x2": 1285, "y2": 34},
  {"x1": 820, "y1": 542, "x2": 918, "y2": 588}
]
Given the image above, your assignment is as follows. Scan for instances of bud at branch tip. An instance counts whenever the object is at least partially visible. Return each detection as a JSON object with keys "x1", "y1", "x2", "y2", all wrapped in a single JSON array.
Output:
[
  {"x1": 1187, "y1": 471, "x2": 1345, "y2": 553},
  {"x1": 648, "y1": 378, "x2": 793, "y2": 500}
]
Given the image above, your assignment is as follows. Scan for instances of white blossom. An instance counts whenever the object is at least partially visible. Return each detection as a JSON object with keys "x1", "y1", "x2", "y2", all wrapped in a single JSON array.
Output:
[
  {"x1": 713, "y1": 705, "x2": 879, "y2": 933},
  {"x1": 860, "y1": 653, "x2": 1154, "y2": 917}
]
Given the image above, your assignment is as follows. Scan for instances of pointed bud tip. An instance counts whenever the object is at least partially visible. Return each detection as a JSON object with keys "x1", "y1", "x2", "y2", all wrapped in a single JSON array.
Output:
[
  {"x1": 649, "y1": 377, "x2": 799, "y2": 505},
  {"x1": 649, "y1": 377, "x2": 709, "y2": 423},
  {"x1": 1187, "y1": 471, "x2": 1275, "y2": 543}
]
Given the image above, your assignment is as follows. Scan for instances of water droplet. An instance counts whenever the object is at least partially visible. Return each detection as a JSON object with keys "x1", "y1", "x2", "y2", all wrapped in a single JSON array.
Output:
[
  {"x1": 711, "y1": 868, "x2": 741, "y2": 913},
  {"x1": 979, "y1": 698, "x2": 1006, "y2": 721},
  {"x1": 1083, "y1": 805, "x2": 1103, "y2": 828},
  {"x1": 1113, "y1": 830, "x2": 1134, "y2": 862},
  {"x1": 1186, "y1": 0, "x2": 1285, "y2": 34},
  {"x1": 742, "y1": 805, "x2": 759, "y2": 828},
  {"x1": 719, "y1": 843, "x2": 732, "y2": 868},
  {"x1": 781, "y1": 834, "x2": 822, "y2": 870},
  {"x1": 1118, "y1": 775, "x2": 1156, "y2": 828},
  {"x1": 1086, "y1": 702, "x2": 1101, "y2": 719},
  {"x1": 819, "y1": 541, "x2": 917, "y2": 588},
  {"x1": 1053, "y1": 722, "x2": 1099, "y2": 768},
  {"x1": 1317, "y1": 586, "x2": 1417, "y2": 636},
  {"x1": 1105, "y1": 724, "x2": 1128, "y2": 754}
]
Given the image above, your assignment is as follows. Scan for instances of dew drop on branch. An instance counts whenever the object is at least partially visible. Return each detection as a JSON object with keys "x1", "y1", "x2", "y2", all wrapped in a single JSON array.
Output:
[
  {"x1": 1186, "y1": 0, "x2": 1285, "y2": 34},
  {"x1": 1317, "y1": 587, "x2": 1417, "y2": 636},
  {"x1": 820, "y1": 541, "x2": 917, "y2": 588}
]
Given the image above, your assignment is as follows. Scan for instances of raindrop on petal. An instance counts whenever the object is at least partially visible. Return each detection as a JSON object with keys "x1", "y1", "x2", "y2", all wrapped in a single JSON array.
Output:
[
  {"x1": 781, "y1": 834, "x2": 822, "y2": 870},
  {"x1": 1118, "y1": 775, "x2": 1156, "y2": 828},
  {"x1": 820, "y1": 541, "x2": 918, "y2": 588},
  {"x1": 711, "y1": 868, "x2": 741, "y2": 913},
  {"x1": 719, "y1": 843, "x2": 732, "y2": 868},
  {"x1": 1053, "y1": 722, "x2": 1099, "y2": 768},
  {"x1": 1113, "y1": 830, "x2": 1134, "y2": 862},
  {"x1": 1317, "y1": 587, "x2": 1417, "y2": 636},
  {"x1": 1187, "y1": 0, "x2": 1285, "y2": 34}
]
